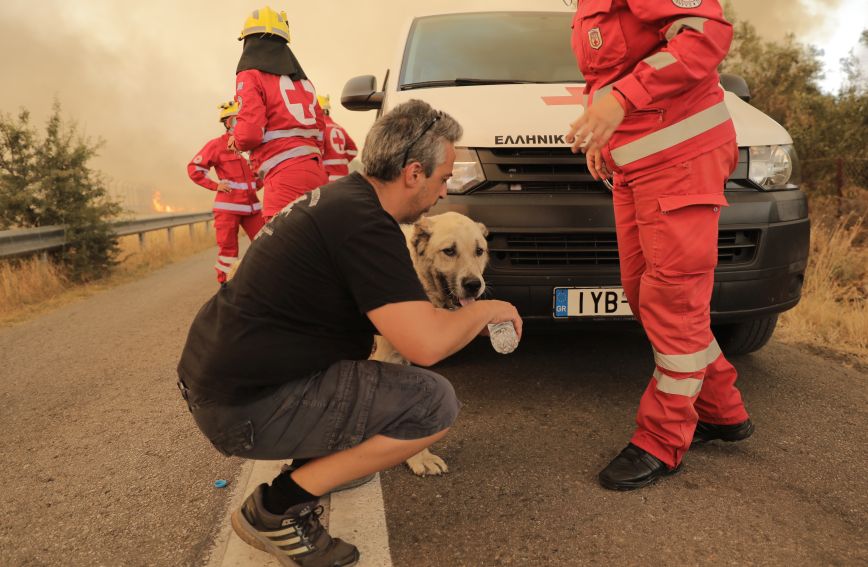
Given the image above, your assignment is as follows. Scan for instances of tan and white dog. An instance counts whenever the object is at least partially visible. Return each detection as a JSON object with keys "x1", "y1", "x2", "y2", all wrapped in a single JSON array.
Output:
[{"x1": 372, "y1": 211, "x2": 490, "y2": 476}]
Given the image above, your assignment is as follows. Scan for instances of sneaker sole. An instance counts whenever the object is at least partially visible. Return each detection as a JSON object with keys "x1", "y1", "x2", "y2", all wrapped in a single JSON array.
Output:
[
  {"x1": 230, "y1": 509, "x2": 360, "y2": 567},
  {"x1": 599, "y1": 463, "x2": 683, "y2": 491}
]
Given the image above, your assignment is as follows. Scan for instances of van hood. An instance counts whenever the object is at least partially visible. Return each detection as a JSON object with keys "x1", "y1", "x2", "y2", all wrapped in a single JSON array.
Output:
[{"x1": 387, "y1": 85, "x2": 792, "y2": 149}]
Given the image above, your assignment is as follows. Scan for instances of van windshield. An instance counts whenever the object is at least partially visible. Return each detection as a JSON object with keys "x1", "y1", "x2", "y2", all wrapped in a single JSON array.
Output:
[{"x1": 400, "y1": 12, "x2": 583, "y2": 89}]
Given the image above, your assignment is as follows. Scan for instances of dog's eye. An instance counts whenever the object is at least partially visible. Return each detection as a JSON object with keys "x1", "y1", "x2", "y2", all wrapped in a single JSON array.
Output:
[
  {"x1": 475, "y1": 247, "x2": 485, "y2": 257},
  {"x1": 442, "y1": 247, "x2": 456, "y2": 257}
]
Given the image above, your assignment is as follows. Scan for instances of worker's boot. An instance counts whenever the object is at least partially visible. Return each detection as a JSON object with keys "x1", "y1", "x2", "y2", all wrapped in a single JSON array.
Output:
[
  {"x1": 691, "y1": 418, "x2": 754, "y2": 446},
  {"x1": 598, "y1": 443, "x2": 681, "y2": 491}
]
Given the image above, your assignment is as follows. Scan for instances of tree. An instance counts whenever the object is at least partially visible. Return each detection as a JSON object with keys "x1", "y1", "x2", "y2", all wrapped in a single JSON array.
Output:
[{"x1": 0, "y1": 102, "x2": 122, "y2": 281}]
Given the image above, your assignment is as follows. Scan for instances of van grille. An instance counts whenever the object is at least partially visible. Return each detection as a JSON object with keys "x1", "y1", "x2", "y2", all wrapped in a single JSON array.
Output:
[
  {"x1": 488, "y1": 230, "x2": 759, "y2": 267},
  {"x1": 476, "y1": 148, "x2": 609, "y2": 192}
]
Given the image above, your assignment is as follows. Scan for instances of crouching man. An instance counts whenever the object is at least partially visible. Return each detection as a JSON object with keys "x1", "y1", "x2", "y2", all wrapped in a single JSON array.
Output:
[{"x1": 176, "y1": 99, "x2": 522, "y2": 567}]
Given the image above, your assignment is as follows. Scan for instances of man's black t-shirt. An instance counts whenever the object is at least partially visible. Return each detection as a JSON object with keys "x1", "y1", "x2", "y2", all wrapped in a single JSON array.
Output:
[{"x1": 178, "y1": 173, "x2": 427, "y2": 403}]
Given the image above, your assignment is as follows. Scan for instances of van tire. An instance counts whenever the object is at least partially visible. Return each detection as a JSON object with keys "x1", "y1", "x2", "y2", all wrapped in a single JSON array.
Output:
[{"x1": 712, "y1": 315, "x2": 778, "y2": 356}]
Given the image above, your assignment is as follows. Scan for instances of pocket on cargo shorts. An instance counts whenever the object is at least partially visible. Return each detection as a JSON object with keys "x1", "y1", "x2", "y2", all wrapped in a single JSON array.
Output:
[{"x1": 209, "y1": 419, "x2": 255, "y2": 457}]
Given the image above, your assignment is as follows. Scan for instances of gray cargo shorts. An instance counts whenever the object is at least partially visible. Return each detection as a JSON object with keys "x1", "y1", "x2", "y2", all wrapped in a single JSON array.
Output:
[{"x1": 179, "y1": 359, "x2": 460, "y2": 460}]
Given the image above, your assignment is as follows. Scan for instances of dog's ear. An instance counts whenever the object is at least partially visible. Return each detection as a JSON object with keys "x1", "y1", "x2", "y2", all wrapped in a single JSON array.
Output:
[
  {"x1": 412, "y1": 217, "x2": 433, "y2": 256},
  {"x1": 476, "y1": 222, "x2": 489, "y2": 238}
]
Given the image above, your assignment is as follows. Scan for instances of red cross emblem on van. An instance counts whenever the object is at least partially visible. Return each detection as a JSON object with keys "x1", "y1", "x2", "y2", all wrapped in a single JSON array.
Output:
[{"x1": 588, "y1": 28, "x2": 603, "y2": 50}]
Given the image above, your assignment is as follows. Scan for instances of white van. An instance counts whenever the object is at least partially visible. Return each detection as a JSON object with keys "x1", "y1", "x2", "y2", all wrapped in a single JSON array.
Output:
[{"x1": 342, "y1": 10, "x2": 809, "y2": 355}]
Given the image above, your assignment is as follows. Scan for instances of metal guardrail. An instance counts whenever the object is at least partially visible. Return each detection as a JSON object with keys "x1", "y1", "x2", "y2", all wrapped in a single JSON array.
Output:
[{"x1": 0, "y1": 212, "x2": 213, "y2": 259}]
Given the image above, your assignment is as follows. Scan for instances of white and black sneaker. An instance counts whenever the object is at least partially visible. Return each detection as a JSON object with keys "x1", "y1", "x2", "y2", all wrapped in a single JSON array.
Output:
[{"x1": 231, "y1": 484, "x2": 359, "y2": 567}]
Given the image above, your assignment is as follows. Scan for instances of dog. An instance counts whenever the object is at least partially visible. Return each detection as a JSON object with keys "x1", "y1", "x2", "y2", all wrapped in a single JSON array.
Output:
[{"x1": 371, "y1": 211, "x2": 490, "y2": 476}]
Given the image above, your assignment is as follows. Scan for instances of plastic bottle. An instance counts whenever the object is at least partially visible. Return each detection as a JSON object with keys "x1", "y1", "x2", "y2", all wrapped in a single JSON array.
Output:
[{"x1": 488, "y1": 321, "x2": 519, "y2": 354}]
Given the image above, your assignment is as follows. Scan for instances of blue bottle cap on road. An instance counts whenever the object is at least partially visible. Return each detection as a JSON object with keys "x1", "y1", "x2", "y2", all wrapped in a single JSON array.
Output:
[{"x1": 214, "y1": 479, "x2": 228, "y2": 488}]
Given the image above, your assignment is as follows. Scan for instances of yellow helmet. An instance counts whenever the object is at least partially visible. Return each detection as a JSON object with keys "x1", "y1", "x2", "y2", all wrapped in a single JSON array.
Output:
[
  {"x1": 317, "y1": 95, "x2": 331, "y2": 113},
  {"x1": 218, "y1": 101, "x2": 239, "y2": 123},
  {"x1": 239, "y1": 6, "x2": 290, "y2": 43}
]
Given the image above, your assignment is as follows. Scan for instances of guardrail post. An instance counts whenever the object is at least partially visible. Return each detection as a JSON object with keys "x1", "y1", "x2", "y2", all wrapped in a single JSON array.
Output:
[
  {"x1": 189, "y1": 224, "x2": 195, "y2": 238},
  {"x1": 138, "y1": 233, "x2": 145, "y2": 248},
  {"x1": 166, "y1": 227, "x2": 173, "y2": 244}
]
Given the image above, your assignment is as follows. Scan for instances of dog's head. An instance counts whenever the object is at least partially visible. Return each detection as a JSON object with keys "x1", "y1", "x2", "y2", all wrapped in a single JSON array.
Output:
[{"x1": 408, "y1": 212, "x2": 489, "y2": 309}]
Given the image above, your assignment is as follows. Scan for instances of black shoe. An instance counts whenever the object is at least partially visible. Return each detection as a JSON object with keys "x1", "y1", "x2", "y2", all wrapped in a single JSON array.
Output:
[
  {"x1": 692, "y1": 418, "x2": 754, "y2": 446},
  {"x1": 231, "y1": 484, "x2": 359, "y2": 567},
  {"x1": 598, "y1": 444, "x2": 681, "y2": 491},
  {"x1": 280, "y1": 461, "x2": 375, "y2": 493}
]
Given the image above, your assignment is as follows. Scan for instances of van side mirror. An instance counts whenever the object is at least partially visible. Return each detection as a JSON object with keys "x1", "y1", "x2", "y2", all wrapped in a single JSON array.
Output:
[
  {"x1": 341, "y1": 75, "x2": 384, "y2": 111},
  {"x1": 720, "y1": 73, "x2": 751, "y2": 103}
]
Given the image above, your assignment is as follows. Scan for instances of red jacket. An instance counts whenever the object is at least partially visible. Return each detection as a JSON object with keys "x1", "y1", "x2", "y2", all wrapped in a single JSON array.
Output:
[
  {"x1": 322, "y1": 116, "x2": 358, "y2": 181},
  {"x1": 233, "y1": 69, "x2": 325, "y2": 180},
  {"x1": 187, "y1": 133, "x2": 262, "y2": 215},
  {"x1": 572, "y1": 0, "x2": 736, "y2": 180}
]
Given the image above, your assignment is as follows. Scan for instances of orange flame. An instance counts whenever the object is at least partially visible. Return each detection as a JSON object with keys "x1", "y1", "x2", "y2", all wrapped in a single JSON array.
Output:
[{"x1": 151, "y1": 191, "x2": 186, "y2": 213}]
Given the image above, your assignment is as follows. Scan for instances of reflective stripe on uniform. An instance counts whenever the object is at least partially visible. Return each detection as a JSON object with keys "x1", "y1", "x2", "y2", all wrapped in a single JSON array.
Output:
[
  {"x1": 346, "y1": 149, "x2": 358, "y2": 156},
  {"x1": 263, "y1": 128, "x2": 323, "y2": 142},
  {"x1": 218, "y1": 255, "x2": 238, "y2": 264},
  {"x1": 665, "y1": 17, "x2": 709, "y2": 41},
  {"x1": 323, "y1": 159, "x2": 348, "y2": 166},
  {"x1": 258, "y1": 146, "x2": 321, "y2": 176},
  {"x1": 653, "y1": 369, "x2": 703, "y2": 397},
  {"x1": 194, "y1": 166, "x2": 210, "y2": 175},
  {"x1": 252, "y1": 202, "x2": 262, "y2": 211},
  {"x1": 222, "y1": 180, "x2": 254, "y2": 190},
  {"x1": 590, "y1": 83, "x2": 614, "y2": 106},
  {"x1": 214, "y1": 262, "x2": 232, "y2": 273},
  {"x1": 643, "y1": 51, "x2": 677, "y2": 70},
  {"x1": 654, "y1": 339, "x2": 722, "y2": 373},
  {"x1": 610, "y1": 101, "x2": 731, "y2": 167},
  {"x1": 328, "y1": 175, "x2": 342, "y2": 181},
  {"x1": 213, "y1": 202, "x2": 255, "y2": 213}
]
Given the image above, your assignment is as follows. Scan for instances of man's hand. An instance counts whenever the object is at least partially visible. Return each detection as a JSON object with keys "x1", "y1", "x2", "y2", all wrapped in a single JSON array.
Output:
[
  {"x1": 216, "y1": 181, "x2": 231, "y2": 193},
  {"x1": 483, "y1": 300, "x2": 523, "y2": 341},
  {"x1": 586, "y1": 147, "x2": 613, "y2": 185},
  {"x1": 566, "y1": 93, "x2": 626, "y2": 155},
  {"x1": 227, "y1": 135, "x2": 238, "y2": 153}
]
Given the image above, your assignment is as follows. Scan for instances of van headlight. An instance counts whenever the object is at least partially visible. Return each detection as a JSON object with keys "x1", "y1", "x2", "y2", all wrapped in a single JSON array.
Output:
[
  {"x1": 749, "y1": 145, "x2": 800, "y2": 190},
  {"x1": 447, "y1": 148, "x2": 485, "y2": 194}
]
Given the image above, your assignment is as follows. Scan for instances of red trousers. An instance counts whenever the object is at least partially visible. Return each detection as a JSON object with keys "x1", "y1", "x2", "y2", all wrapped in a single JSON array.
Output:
[
  {"x1": 612, "y1": 142, "x2": 749, "y2": 468},
  {"x1": 213, "y1": 211, "x2": 265, "y2": 283},
  {"x1": 261, "y1": 157, "x2": 328, "y2": 220}
]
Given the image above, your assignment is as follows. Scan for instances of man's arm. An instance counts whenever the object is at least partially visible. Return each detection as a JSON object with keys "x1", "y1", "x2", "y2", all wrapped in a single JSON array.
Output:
[
  {"x1": 614, "y1": 0, "x2": 733, "y2": 108},
  {"x1": 187, "y1": 140, "x2": 220, "y2": 191},
  {"x1": 233, "y1": 70, "x2": 267, "y2": 152},
  {"x1": 367, "y1": 300, "x2": 522, "y2": 367}
]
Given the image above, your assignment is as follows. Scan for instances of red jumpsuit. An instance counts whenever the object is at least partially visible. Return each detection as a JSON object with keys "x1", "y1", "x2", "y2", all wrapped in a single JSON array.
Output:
[
  {"x1": 322, "y1": 115, "x2": 358, "y2": 181},
  {"x1": 233, "y1": 70, "x2": 328, "y2": 219},
  {"x1": 187, "y1": 132, "x2": 265, "y2": 283},
  {"x1": 572, "y1": 0, "x2": 749, "y2": 468}
]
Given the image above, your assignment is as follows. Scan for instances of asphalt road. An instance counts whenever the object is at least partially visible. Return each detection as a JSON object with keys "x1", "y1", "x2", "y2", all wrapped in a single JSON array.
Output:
[{"x1": 1, "y1": 247, "x2": 865, "y2": 566}]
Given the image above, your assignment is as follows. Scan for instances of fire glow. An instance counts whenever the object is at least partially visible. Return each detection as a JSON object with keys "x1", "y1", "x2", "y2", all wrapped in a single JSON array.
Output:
[{"x1": 151, "y1": 191, "x2": 185, "y2": 213}]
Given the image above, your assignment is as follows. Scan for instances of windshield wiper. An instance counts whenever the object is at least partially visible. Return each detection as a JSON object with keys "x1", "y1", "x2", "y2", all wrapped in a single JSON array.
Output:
[{"x1": 400, "y1": 78, "x2": 538, "y2": 90}]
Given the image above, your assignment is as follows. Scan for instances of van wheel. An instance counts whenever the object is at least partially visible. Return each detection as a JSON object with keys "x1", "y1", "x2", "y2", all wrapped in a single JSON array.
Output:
[{"x1": 712, "y1": 315, "x2": 778, "y2": 356}]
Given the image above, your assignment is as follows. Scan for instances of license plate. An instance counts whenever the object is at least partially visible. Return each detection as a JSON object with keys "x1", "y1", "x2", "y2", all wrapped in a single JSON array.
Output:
[{"x1": 553, "y1": 287, "x2": 634, "y2": 318}]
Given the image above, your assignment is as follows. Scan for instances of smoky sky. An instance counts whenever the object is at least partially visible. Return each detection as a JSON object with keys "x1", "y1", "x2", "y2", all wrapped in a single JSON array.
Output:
[{"x1": 0, "y1": 0, "x2": 853, "y2": 213}]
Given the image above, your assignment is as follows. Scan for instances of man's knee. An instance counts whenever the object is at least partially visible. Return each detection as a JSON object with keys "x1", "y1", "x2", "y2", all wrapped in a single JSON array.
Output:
[{"x1": 421, "y1": 371, "x2": 460, "y2": 431}]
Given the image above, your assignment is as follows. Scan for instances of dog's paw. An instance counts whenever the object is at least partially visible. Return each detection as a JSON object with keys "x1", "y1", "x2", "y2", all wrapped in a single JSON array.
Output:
[{"x1": 405, "y1": 448, "x2": 448, "y2": 476}]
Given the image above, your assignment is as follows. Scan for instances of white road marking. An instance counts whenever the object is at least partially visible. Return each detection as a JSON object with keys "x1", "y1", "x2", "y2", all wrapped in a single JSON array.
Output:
[{"x1": 208, "y1": 460, "x2": 392, "y2": 567}]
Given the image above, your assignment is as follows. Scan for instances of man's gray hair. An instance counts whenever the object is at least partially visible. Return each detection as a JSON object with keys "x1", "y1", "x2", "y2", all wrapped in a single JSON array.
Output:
[{"x1": 362, "y1": 99, "x2": 462, "y2": 181}]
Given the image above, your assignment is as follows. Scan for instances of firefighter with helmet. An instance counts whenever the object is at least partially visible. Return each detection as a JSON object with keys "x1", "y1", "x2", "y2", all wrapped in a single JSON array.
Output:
[
  {"x1": 187, "y1": 101, "x2": 264, "y2": 284},
  {"x1": 318, "y1": 95, "x2": 358, "y2": 182},
  {"x1": 566, "y1": 0, "x2": 754, "y2": 490},
  {"x1": 229, "y1": 6, "x2": 328, "y2": 221}
]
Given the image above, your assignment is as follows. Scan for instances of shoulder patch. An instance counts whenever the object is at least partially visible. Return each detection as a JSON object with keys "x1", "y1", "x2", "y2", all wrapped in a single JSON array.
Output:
[
  {"x1": 193, "y1": 155, "x2": 203, "y2": 164},
  {"x1": 672, "y1": 0, "x2": 702, "y2": 7},
  {"x1": 237, "y1": 82, "x2": 243, "y2": 91}
]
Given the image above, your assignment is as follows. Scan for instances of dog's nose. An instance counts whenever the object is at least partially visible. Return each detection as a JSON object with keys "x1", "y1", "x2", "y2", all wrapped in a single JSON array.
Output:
[{"x1": 462, "y1": 278, "x2": 482, "y2": 296}]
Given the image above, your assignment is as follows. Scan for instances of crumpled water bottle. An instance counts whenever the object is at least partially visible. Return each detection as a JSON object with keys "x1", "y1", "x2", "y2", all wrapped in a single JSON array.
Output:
[{"x1": 488, "y1": 321, "x2": 519, "y2": 354}]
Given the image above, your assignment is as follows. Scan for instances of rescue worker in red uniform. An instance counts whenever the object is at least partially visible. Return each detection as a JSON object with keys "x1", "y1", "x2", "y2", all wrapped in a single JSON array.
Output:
[
  {"x1": 187, "y1": 101, "x2": 265, "y2": 284},
  {"x1": 229, "y1": 7, "x2": 328, "y2": 221},
  {"x1": 317, "y1": 95, "x2": 359, "y2": 181},
  {"x1": 566, "y1": 0, "x2": 754, "y2": 490}
]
